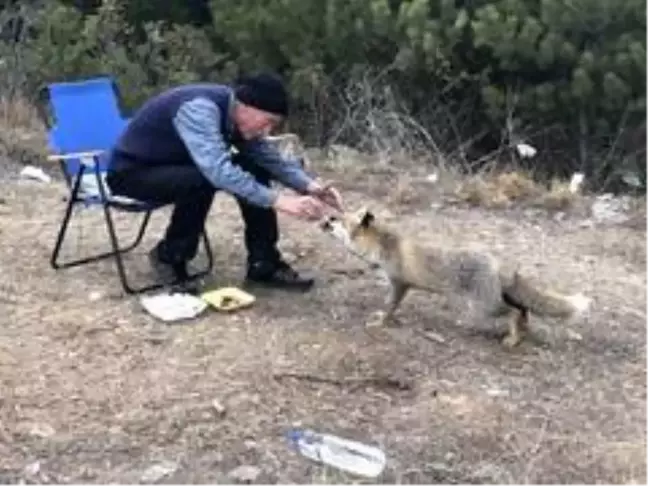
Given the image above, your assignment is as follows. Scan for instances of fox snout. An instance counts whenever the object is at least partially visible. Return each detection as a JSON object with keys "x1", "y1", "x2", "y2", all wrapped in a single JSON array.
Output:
[{"x1": 320, "y1": 216, "x2": 336, "y2": 232}]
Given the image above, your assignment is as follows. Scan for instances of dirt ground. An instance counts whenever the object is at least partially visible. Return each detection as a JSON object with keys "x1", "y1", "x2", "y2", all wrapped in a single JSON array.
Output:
[{"x1": 0, "y1": 158, "x2": 646, "y2": 484}]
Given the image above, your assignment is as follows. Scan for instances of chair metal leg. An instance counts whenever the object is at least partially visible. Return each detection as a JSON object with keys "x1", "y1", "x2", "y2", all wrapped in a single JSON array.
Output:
[
  {"x1": 51, "y1": 164, "x2": 154, "y2": 270},
  {"x1": 99, "y1": 198, "x2": 155, "y2": 294},
  {"x1": 50, "y1": 164, "x2": 85, "y2": 269},
  {"x1": 52, "y1": 166, "x2": 216, "y2": 295},
  {"x1": 51, "y1": 206, "x2": 153, "y2": 269},
  {"x1": 102, "y1": 204, "x2": 214, "y2": 295}
]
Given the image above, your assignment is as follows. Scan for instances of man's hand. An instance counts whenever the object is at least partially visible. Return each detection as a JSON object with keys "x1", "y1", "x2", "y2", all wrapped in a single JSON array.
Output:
[
  {"x1": 307, "y1": 179, "x2": 344, "y2": 212},
  {"x1": 273, "y1": 193, "x2": 326, "y2": 221}
]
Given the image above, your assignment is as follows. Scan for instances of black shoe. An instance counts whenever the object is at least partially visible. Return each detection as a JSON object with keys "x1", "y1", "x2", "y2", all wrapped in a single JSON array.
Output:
[
  {"x1": 148, "y1": 247, "x2": 199, "y2": 293},
  {"x1": 245, "y1": 260, "x2": 314, "y2": 292}
]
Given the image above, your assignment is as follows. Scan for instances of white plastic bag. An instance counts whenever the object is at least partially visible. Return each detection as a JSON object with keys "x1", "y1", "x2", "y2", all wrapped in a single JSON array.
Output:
[{"x1": 140, "y1": 292, "x2": 208, "y2": 322}]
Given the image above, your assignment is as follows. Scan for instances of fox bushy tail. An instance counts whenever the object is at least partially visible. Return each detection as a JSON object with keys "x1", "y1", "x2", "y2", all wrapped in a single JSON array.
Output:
[{"x1": 502, "y1": 272, "x2": 591, "y2": 318}]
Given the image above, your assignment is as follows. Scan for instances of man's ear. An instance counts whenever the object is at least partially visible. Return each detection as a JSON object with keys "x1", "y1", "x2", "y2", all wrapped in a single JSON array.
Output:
[{"x1": 360, "y1": 208, "x2": 375, "y2": 228}]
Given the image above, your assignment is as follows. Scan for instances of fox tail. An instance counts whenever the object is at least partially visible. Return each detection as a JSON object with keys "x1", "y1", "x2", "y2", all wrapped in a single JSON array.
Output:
[{"x1": 502, "y1": 271, "x2": 591, "y2": 319}]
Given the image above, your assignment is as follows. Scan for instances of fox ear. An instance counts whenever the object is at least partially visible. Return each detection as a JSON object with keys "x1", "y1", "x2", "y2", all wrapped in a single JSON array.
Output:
[{"x1": 360, "y1": 209, "x2": 375, "y2": 227}]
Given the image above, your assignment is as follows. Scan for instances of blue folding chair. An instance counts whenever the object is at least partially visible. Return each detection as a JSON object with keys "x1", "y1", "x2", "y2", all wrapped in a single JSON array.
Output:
[{"x1": 40, "y1": 76, "x2": 214, "y2": 294}]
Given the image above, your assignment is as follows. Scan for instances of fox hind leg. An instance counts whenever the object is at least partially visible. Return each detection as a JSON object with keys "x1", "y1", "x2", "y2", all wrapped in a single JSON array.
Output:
[
  {"x1": 366, "y1": 279, "x2": 409, "y2": 328},
  {"x1": 383, "y1": 279, "x2": 409, "y2": 326},
  {"x1": 502, "y1": 308, "x2": 529, "y2": 348},
  {"x1": 500, "y1": 291, "x2": 530, "y2": 348}
]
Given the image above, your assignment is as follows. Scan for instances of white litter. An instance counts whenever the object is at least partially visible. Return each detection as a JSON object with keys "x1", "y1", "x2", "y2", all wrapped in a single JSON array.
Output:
[
  {"x1": 286, "y1": 428, "x2": 386, "y2": 478},
  {"x1": 20, "y1": 165, "x2": 51, "y2": 183},
  {"x1": 140, "y1": 292, "x2": 208, "y2": 322},
  {"x1": 621, "y1": 171, "x2": 643, "y2": 189},
  {"x1": 515, "y1": 143, "x2": 537, "y2": 159},
  {"x1": 569, "y1": 172, "x2": 585, "y2": 194},
  {"x1": 140, "y1": 461, "x2": 178, "y2": 483}
]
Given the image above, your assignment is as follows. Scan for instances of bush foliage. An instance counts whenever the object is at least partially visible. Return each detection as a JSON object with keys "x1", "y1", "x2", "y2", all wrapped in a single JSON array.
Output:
[{"x1": 0, "y1": 0, "x2": 645, "y2": 189}]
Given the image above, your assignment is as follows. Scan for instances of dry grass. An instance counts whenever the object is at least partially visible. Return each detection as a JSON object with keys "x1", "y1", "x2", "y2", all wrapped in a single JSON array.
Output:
[
  {"x1": 0, "y1": 153, "x2": 645, "y2": 484},
  {"x1": 454, "y1": 170, "x2": 586, "y2": 212},
  {"x1": 535, "y1": 177, "x2": 584, "y2": 211},
  {"x1": 0, "y1": 95, "x2": 48, "y2": 166}
]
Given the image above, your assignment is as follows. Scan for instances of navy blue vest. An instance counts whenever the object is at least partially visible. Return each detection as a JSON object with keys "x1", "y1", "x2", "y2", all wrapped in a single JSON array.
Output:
[{"x1": 112, "y1": 84, "x2": 234, "y2": 165}]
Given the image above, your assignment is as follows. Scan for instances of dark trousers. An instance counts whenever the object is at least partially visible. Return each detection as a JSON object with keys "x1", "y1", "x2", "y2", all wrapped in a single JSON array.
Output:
[{"x1": 106, "y1": 153, "x2": 281, "y2": 266}]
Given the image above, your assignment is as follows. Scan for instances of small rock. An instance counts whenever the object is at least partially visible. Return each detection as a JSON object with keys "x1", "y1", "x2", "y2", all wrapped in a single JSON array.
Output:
[
  {"x1": 79, "y1": 466, "x2": 98, "y2": 479},
  {"x1": 140, "y1": 461, "x2": 178, "y2": 483},
  {"x1": 423, "y1": 331, "x2": 446, "y2": 343},
  {"x1": 26, "y1": 422, "x2": 55, "y2": 438},
  {"x1": 579, "y1": 219, "x2": 595, "y2": 228},
  {"x1": 212, "y1": 399, "x2": 226, "y2": 417},
  {"x1": 88, "y1": 291, "x2": 103, "y2": 302},
  {"x1": 24, "y1": 461, "x2": 41, "y2": 476},
  {"x1": 243, "y1": 439, "x2": 257, "y2": 450},
  {"x1": 429, "y1": 461, "x2": 454, "y2": 473},
  {"x1": 144, "y1": 334, "x2": 169, "y2": 345},
  {"x1": 566, "y1": 329, "x2": 583, "y2": 341},
  {"x1": 227, "y1": 465, "x2": 261, "y2": 483}
]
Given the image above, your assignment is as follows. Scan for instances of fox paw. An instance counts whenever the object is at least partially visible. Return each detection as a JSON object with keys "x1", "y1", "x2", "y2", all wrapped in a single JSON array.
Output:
[
  {"x1": 501, "y1": 333, "x2": 522, "y2": 348},
  {"x1": 365, "y1": 311, "x2": 400, "y2": 328},
  {"x1": 365, "y1": 311, "x2": 387, "y2": 328}
]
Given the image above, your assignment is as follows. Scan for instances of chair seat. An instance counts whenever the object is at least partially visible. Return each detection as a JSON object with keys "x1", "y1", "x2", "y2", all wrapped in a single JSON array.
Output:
[{"x1": 77, "y1": 172, "x2": 163, "y2": 212}]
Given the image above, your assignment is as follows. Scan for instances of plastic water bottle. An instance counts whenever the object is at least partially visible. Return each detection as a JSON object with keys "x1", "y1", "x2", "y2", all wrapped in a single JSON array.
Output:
[{"x1": 285, "y1": 428, "x2": 386, "y2": 478}]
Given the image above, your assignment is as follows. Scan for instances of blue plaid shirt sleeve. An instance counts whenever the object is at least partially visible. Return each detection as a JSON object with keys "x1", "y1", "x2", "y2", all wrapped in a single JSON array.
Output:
[{"x1": 172, "y1": 97, "x2": 277, "y2": 208}]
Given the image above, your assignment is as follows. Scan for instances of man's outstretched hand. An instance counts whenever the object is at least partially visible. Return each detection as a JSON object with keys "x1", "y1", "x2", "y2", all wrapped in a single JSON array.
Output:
[
  {"x1": 273, "y1": 193, "x2": 326, "y2": 221},
  {"x1": 306, "y1": 179, "x2": 344, "y2": 212}
]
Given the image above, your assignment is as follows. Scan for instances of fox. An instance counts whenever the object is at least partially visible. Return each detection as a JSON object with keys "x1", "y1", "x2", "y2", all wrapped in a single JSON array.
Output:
[{"x1": 320, "y1": 207, "x2": 592, "y2": 347}]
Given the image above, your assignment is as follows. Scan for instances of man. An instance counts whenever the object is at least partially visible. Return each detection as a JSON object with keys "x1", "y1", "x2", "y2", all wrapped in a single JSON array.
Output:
[{"x1": 106, "y1": 72, "x2": 342, "y2": 292}]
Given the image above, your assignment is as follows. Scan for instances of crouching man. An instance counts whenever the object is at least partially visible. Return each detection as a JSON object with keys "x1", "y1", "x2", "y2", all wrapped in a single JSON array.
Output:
[{"x1": 106, "y1": 72, "x2": 342, "y2": 291}]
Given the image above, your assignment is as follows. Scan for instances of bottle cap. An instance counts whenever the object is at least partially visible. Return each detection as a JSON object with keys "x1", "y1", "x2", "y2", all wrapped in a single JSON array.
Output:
[{"x1": 284, "y1": 428, "x2": 304, "y2": 446}]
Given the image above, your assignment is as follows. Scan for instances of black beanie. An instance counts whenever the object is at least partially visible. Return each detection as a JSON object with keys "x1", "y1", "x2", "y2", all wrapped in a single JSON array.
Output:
[{"x1": 234, "y1": 72, "x2": 289, "y2": 117}]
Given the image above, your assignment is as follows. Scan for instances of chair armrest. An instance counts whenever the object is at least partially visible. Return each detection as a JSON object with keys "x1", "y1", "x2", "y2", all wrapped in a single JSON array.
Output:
[
  {"x1": 47, "y1": 150, "x2": 105, "y2": 161},
  {"x1": 47, "y1": 150, "x2": 106, "y2": 168}
]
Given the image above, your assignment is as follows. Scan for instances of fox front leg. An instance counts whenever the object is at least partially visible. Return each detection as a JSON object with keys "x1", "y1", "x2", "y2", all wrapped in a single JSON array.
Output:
[
  {"x1": 502, "y1": 308, "x2": 529, "y2": 348},
  {"x1": 366, "y1": 279, "x2": 409, "y2": 328}
]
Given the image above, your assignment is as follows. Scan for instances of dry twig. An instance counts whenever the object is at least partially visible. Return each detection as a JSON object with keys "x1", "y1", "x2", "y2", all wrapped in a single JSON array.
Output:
[{"x1": 272, "y1": 371, "x2": 414, "y2": 392}]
